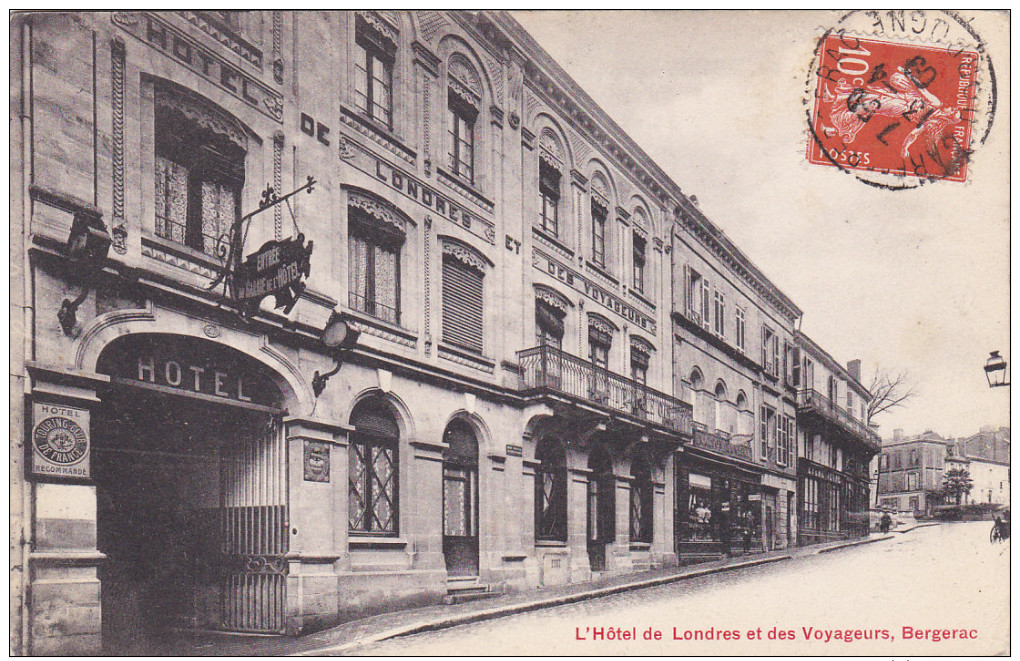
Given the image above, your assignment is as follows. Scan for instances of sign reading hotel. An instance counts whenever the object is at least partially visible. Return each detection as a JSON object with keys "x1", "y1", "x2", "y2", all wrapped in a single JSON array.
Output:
[
  {"x1": 31, "y1": 402, "x2": 91, "y2": 480},
  {"x1": 533, "y1": 249, "x2": 657, "y2": 334},
  {"x1": 234, "y1": 235, "x2": 313, "y2": 314}
]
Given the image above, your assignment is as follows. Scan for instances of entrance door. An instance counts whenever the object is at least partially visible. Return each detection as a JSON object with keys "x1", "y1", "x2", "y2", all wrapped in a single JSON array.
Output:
[
  {"x1": 95, "y1": 389, "x2": 287, "y2": 651},
  {"x1": 442, "y1": 421, "x2": 479, "y2": 577},
  {"x1": 587, "y1": 447, "x2": 615, "y2": 573}
]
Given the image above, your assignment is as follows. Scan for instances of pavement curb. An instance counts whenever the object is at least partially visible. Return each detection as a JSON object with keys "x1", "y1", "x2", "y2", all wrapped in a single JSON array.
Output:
[
  {"x1": 295, "y1": 555, "x2": 792, "y2": 656},
  {"x1": 814, "y1": 534, "x2": 894, "y2": 554}
]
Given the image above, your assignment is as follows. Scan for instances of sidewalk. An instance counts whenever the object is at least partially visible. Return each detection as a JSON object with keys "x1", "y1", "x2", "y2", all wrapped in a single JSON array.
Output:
[{"x1": 160, "y1": 534, "x2": 894, "y2": 656}]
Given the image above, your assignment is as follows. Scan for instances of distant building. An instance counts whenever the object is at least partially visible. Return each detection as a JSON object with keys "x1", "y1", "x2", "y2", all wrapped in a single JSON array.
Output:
[
  {"x1": 876, "y1": 429, "x2": 951, "y2": 515},
  {"x1": 946, "y1": 427, "x2": 1010, "y2": 506}
]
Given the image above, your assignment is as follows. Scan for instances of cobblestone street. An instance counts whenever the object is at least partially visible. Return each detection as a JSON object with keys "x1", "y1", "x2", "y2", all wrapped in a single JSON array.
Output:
[{"x1": 351, "y1": 523, "x2": 1008, "y2": 656}]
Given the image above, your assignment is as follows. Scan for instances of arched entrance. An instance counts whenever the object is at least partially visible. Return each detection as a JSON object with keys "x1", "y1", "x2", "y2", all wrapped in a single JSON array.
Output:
[
  {"x1": 442, "y1": 419, "x2": 479, "y2": 577},
  {"x1": 587, "y1": 446, "x2": 615, "y2": 573},
  {"x1": 93, "y1": 334, "x2": 289, "y2": 650}
]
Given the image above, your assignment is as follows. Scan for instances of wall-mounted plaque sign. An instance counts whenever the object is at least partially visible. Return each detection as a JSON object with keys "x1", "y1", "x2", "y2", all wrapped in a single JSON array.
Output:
[
  {"x1": 31, "y1": 402, "x2": 91, "y2": 480},
  {"x1": 303, "y1": 440, "x2": 330, "y2": 482},
  {"x1": 234, "y1": 235, "x2": 313, "y2": 314}
]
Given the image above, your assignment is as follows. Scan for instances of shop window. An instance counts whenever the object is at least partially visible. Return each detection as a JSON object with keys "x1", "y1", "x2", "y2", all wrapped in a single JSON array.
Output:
[
  {"x1": 591, "y1": 199, "x2": 608, "y2": 268},
  {"x1": 680, "y1": 471, "x2": 715, "y2": 542},
  {"x1": 349, "y1": 399, "x2": 399, "y2": 535},
  {"x1": 535, "y1": 437, "x2": 567, "y2": 542},
  {"x1": 441, "y1": 241, "x2": 486, "y2": 354},
  {"x1": 154, "y1": 87, "x2": 246, "y2": 258},
  {"x1": 629, "y1": 455, "x2": 653, "y2": 543},
  {"x1": 632, "y1": 233, "x2": 647, "y2": 294},
  {"x1": 348, "y1": 196, "x2": 404, "y2": 325},
  {"x1": 538, "y1": 157, "x2": 561, "y2": 238},
  {"x1": 354, "y1": 14, "x2": 396, "y2": 129}
]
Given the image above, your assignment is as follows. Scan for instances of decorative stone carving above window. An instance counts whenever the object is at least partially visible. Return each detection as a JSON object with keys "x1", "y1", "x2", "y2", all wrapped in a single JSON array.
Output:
[
  {"x1": 534, "y1": 284, "x2": 572, "y2": 314},
  {"x1": 347, "y1": 188, "x2": 410, "y2": 234},
  {"x1": 356, "y1": 10, "x2": 399, "y2": 49},
  {"x1": 449, "y1": 53, "x2": 481, "y2": 95},
  {"x1": 587, "y1": 312, "x2": 617, "y2": 336},
  {"x1": 590, "y1": 173, "x2": 610, "y2": 205},
  {"x1": 154, "y1": 84, "x2": 247, "y2": 151},
  {"x1": 630, "y1": 335, "x2": 655, "y2": 355},
  {"x1": 539, "y1": 128, "x2": 564, "y2": 168},
  {"x1": 441, "y1": 238, "x2": 488, "y2": 273}
]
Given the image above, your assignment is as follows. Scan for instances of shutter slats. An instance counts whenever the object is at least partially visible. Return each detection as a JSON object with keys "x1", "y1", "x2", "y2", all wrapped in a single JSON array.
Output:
[{"x1": 442, "y1": 258, "x2": 484, "y2": 353}]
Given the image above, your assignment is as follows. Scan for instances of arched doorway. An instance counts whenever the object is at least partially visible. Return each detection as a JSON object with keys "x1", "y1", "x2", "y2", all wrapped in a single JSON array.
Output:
[
  {"x1": 587, "y1": 446, "x2": 615, "y2": 573},
  {"x1": 93, "y1": 334, "x2": 289, "y2": 650},
  {"x1": 442, "y1": 419, "x2": 479, "y2": 576}
]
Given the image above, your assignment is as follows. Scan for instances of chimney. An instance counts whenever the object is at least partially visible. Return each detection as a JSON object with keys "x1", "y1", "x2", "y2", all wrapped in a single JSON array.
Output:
[
  {"x1": 847, "y1": 359, "x2": 861, "y2": 381},
  {"x1": 894, "y1": 428, "x2": 903, "y2": 441}
]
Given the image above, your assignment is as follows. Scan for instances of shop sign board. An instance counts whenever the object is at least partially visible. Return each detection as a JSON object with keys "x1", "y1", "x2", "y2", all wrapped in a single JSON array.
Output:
[
  {"x1": 31, "y1": 402, "x2": 91, "y2": 480},
  {"x1": 234, "y1": 235, "x2": 314, "y2": 314}
]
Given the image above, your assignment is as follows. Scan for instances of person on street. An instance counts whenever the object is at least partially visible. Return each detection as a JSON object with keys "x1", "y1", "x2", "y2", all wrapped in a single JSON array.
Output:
[{"x1": 880, "y1": 511, "x2": 892, "y2": 534}]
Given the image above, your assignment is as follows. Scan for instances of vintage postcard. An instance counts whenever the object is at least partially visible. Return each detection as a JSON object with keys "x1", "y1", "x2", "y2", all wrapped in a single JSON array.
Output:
[{"x1": 9, "y1": 10, "x2": 1009, "y2": 656}]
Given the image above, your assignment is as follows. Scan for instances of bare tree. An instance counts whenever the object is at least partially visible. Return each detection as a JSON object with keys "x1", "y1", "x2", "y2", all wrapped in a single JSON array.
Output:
[{"x1": 866, "y1": 368, "x2": 916, "y2": 425}]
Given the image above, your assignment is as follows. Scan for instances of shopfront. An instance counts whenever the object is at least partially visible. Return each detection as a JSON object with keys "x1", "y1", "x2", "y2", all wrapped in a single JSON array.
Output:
[{"x1": 674, "y1": 453, "x2": 762, "y2": 559}]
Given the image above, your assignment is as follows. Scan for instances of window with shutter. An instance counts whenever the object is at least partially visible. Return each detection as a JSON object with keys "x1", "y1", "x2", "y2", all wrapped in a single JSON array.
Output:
[{"x1": 442, "y1": 255, "x2": 485, "y2": 354}]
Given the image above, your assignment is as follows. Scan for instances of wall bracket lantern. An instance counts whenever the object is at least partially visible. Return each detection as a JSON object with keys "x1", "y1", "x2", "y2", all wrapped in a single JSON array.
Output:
[
  {"x1": 312, "y1": 312, "x2": 361, "y2": 397},
  {"x1": 984, "y1": 350, "x2": 1009, "y2": 388},
  {"x1": 30, "y1": 186, "x2": 113, "y2": 335}
]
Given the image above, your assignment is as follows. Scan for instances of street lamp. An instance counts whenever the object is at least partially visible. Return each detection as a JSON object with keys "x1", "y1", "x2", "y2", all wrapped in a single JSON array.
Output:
[
  {"x1": 984, "y1": 351, "x2": 1009, "y2": 388},
  {"x1": 312, "y1": 312, "x2": 361, "y2": 397}
]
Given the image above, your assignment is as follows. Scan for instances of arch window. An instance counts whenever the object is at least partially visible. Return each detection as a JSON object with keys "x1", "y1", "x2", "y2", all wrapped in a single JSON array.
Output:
[
  {"x1": 714, "y1": 381, "x2": 728, "y2": 433},
  {"x1": 535, "y1": 298, "x2": 565, "y2": 349},
  {"x1": 689, "y1": 368, "x2": 704, "y2": 422},
  {"x1": 591, "y1": 197, "x2": 608, "y2": 268},
  {"x1": 632, "y1": 232, "x2": 647, "y2": 294},
  {"x1": 349, "y1": 398, "x2": 399, "y2": 535},
  {"x1": 629, "y1": 454, "x2": 653, "y2": 543},
  {"x1": 538, "y1": 156, "x2": 562, "y2": 238},
  {"x1": 154, "y1": 85, "x2": 246, "y2": 258},
  {"x1": 447, "y1": 54, "x2": 481, "y2": 185},
  {"x1": 535, "y1": 437, "x2": 567, "y2": 542},
  {"x1": 441, "y1": 240, "x2": 487, "y2": 354}
]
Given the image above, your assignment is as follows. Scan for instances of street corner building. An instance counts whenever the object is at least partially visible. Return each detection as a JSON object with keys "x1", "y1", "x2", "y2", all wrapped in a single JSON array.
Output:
[{"x1": 9, "y1": 11, "x2": 878, "y2": 655}]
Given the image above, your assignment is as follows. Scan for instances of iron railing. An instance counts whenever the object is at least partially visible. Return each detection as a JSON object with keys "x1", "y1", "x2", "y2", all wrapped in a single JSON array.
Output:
[
  {"x1": 349, "y1": 291, "x2": 401, "y2": 326},
  {"x1": 797, "y1": 389, "x2": 881, "y2": 450},
  {"x1": 517, "y1": 344, "x2": 692, "y2": 435},
  {"x1": 690, "y1": 422, "x2": 754, "y2": 461}
]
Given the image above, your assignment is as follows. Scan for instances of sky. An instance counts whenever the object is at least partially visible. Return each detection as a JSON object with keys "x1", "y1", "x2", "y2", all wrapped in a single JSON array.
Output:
[{"x1": 511, "y1": 10, "x2": 1010, "y2": 439}]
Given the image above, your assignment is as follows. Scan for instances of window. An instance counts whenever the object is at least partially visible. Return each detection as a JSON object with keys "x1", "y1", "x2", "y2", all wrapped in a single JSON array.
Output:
[
  {"x1": 827, "y1": 375, "x2": 836, "y2": 403},
  {"x1": 801, "y1": 477, "x2": 819, "y2": 530},
  {"x1": 687, "y1": 268, "x2": 704, "y2": 324},
  {"x1": 632, "y1": 233, "x2": 647, "y2": 294},
  {"x1": 538, "y1": 158, "x2": 561, "y2": 237},
  {"x1": 629, "y1": 455, "x2": 653, "y2": 543},
  {"x1": 847, "y1": 389, "x2": 854, "y2": 414},
  {"x1": 354, "y1": 16, "x2": 395, "y2": 128},
  {"x1": 909, "y1": 448, "x2": 918, "y2": 466},
  {"x1": 907, "y1": 472, "x2": 918, "y2": 490},
  {"x1": 589, "y1": 322, "x2": 612, "y2": 370},
  {"x1": 154, "y1": 88, "x2": 246, "y2": 258},
  {"x1": 777, "y1": 415, "x2": 788, "y2": 465},
  {"x1": 348, "y1": 199, "x2": 403, "y2": 325},
  {"x1": 349, "y1": 399, "x2": 399, "y2": 535},
  {"x1": 761, "y1": 326, "x2": 778, "y2": 376},
  {"x1": 880, "y1": 453, "x2": 889, "y2": 470},
  {"x1": 701, "y1": 278, "x2": 711, "y2": 331},
  {"x1": 760, "y1": 405, "x2": 776, "y2": 460},
  {"x1": 535, "y1": 298, "x2": 565, "y2": 349},
  {"x1": 735, "y1": 308, "x2": 746, "y2": 351},
  {"x1": 714, "y1": 382, "x2": 728, "y2": 433},
  {"x1": 713, "y1": 289, "x2": 725, "y2": 337},
  {"x1": 631, "y1": 345, "x2": 649, "y2": 386},
  {"x1": 447, "y1": 92, "x2": 476, "y2": 183},
  {"x1": 591, "y1": 199, "x2": 607, "y2": 267},
  {"x1": 441, "y1": 243, "x2": 485, "y2": 354},
  {"x1": 535, "y1": 438, "x2": 567, "y2": 542}
]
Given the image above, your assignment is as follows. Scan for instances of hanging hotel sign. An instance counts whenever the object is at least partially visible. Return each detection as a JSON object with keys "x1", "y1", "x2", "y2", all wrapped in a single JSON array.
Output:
[
  {"x1": 112, "y1": 12, "x2": 283, "y2": 122},
  {"x1": 234, "y1": 235, "x2": 313, "y2": 314},
  {"x1": 31, "y1": 402, "x2": 91, "y2": 480},
  {"x1": 532, "y1": 248, "x2": 657, "y2": 334}
]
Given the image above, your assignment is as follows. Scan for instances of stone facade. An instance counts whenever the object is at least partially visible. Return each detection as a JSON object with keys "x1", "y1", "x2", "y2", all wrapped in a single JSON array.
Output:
[{"x1": 11, "y1": 11, "x2": 871, "y2": 654}]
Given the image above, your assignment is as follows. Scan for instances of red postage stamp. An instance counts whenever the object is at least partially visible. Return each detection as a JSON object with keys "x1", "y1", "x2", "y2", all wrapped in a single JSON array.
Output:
[{"x1": 807, "y1": 33, "x2": 980, "y2": 183}]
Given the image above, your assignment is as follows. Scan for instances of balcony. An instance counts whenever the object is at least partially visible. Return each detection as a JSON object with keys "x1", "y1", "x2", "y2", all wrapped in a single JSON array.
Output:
[
  {"x1": 517, "y1": 345, "x2": 692, "y2": 435},
  {"x1": 691, "y1": 422, "x2": 754, "y2": 462},
  {"x1": 797, "y1": 389, "x2": 881, "y2": 451}
]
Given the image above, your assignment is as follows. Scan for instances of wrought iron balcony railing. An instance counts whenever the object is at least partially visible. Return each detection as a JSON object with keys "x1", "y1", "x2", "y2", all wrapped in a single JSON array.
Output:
[
  {"x1": 517, "y1": 344, "x2": 692, "y2": 435},
  {"x1": 797, "y1": 389, "x2": 881, "y2": 450},
  {"x1": 690, "y1": 422, "x2": 754, "y2": 461}
]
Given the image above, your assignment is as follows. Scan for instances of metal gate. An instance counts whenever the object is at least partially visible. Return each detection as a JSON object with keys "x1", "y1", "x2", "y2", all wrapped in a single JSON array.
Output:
[{"x1": 220, "y1": 416, "x2": 288, "y2": 633}]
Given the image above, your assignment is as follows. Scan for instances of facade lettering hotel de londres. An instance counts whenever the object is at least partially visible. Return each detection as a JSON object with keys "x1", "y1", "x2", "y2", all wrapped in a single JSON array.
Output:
[{"x1": 10, "y1": 11, "x2": 880, "y2": 655}]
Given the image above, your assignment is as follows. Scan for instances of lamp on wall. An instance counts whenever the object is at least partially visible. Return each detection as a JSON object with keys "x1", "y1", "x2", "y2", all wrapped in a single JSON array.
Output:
[
  {"x1": 312, "y1": 312, "x2": 361, "y2": 397},
  {"x1": 984, "y1": 351, "x2": 1009, "y2": 388}
]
